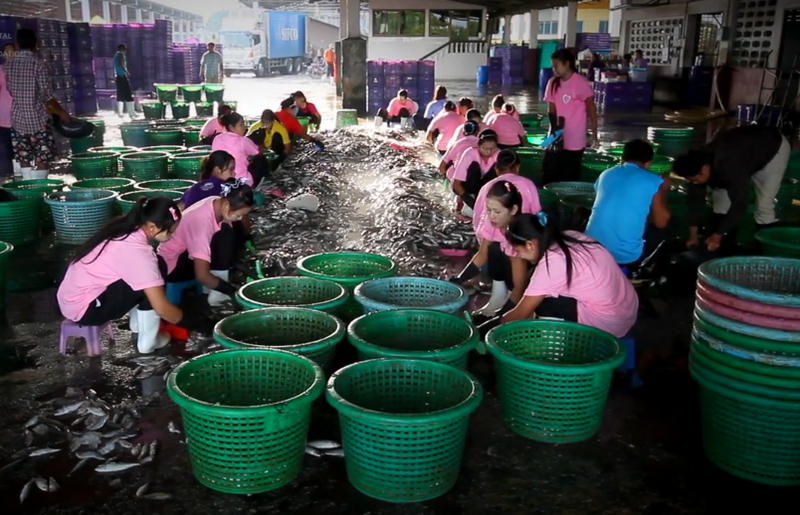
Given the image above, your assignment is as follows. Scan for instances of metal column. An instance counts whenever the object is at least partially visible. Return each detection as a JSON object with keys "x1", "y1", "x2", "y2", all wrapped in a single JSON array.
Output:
[{"x1": 81, "y1": 0, "x2": 91, "y2": 22}]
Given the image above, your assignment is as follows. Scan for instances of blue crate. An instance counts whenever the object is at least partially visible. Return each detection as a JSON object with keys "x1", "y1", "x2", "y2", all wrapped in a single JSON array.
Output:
[
  {"x1": 419, "y1": 89, "x2": 433, "y2": 102},
  {"x1": 418, "y1": 76, "x2": 435, "y2": 89},
  {"x1": 384, "y1": 74, "x2": 401, "y2": 89},
  {"x1": 368, "y1": 60, "x2": 384, "y2": 76},
  {"x1": 368, "y1": 74, "x2": 385, "y2": 87},
  {"x1": 401, "y1": 61, "x2": 418, "y2": 75},
  {"x1": 405, "y1": 86, "x2": 418, "y2": 100},
  {"x1": 384, "y1": 86, "x2": 398, "y2": 99},
  {"x1": 400, "y1": 75, "x2": 417, "y2": 88}
]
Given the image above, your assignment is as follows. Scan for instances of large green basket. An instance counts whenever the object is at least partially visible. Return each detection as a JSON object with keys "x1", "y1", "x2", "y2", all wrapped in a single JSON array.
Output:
[
  {"x1": 183, "y1": 118, "x2": 208, "y2": 127},
  {"x1": 71, "y1": 178, "x2": 136, "y2": 194},
  {"x1": 538, "y1": 189, "x2": 559, "y2": 210},
  {"x1": 755, "y1": 227, "x2": 800, "y2": 258},
  {"x1": 70, "y1": 151, "x2": 118, "y2": 180},
  {"x1": 167, "y1": 348, "x2": 324, "y2": 494},
  {"x1": 45, "y1": 190, "x2": 118, "y2": 245},
  {"x1": 119, "y1": 152, "x2": 170, "y2": 181},
  {"x1": 543, "y1": 181, "x2": 595, "y2": 199},
  {"x1": 484, "y1": 320, "x2": 625, "y2": 443},
  {"x1": 170, "y1": 101, "x2": 191, "y2": 119},
  {"x1": 0, "y1": 241, "x2": 11, "y2": 311},
  {"x1": 647, "y1": 126, "x2": 694, "y2": 139},
  {"x1": 580, "y1": 154, "x2": 618, "y2": 183},
  {"x1": 516, "y1": 147, "x2": 545, "y2": 183},
  {"x1": 690, "y1": 357, "x2": 800, "y2": 485},
  {"x1": 204, "y1": 84, "x2": 225, "y2": 103},
  {"x1": 3, "y1": 179, "x2": 65, "y2": 232},
  {"x1": 180, "y1": 85, "x2": 203, "y2": 103},
  {"x1": 141, "y1": 101, "x2": 165, "y2": 120},
  {"x1": 189, "y1": 145, "x2": 212, "y2": 152},
  {"x1": 182, "y1": 127, "x2": 202, "y2": 147},
  {"x1": 213, "y1": 307, "x2": 345, "y2": 374},
  {"x1": 170, "y1": 151, "x2": 208, "y2": 180},
  {"x1": 236, "y1": 276, "x2": 349, "y2": 314},
  {"x1": 155, "y1": 84, "x2": 179, "y2": 103},
  {"x1": 145, "y1": 127, "x2": 184, "y2": 147},
  {"x1": 347, "y1": 309, "x2": 477, "y2": 369},
  {"x1": 195, "y1": 102, "x2": 214, "y2": 117},
  {"x1": 117, "y1": 190, "x2": 182, "y2": 214},
  {"x1": 134, "y1": 179, "x2": 196, "y2": 192},
  {"x1": 120, "y1": 121, "x2": 151, "y2": 147},
  {"x1": 69, "y1": 118, "x2": 105, "y2": 154},
  {"x1": 88, "y1": 146, "x2": 139, "y2": 173},
  {"x1": 326, "y1": 359, "x2": 483, "y2": 502},
  {"x1": 0, "y1": 189, "x2": 43, "y2": 245}
]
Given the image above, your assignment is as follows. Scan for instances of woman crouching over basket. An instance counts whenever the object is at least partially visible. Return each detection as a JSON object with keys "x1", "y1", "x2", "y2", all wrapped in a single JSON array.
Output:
[
  {"x1": 451, "y1": 150, "x2": 541, "y2": 318},
  {"x1": 483, "y1": 211, "x2": 638, "y2": 338},
  {"x1": 451, "y1": 128, "x2": 500, "y2": 217},
  {"x1": 57, "y1": 196, "x2": 204, "y2": 354},
  {"x1": 157, "y1": 180, "x2": 255, "y2": 307}
]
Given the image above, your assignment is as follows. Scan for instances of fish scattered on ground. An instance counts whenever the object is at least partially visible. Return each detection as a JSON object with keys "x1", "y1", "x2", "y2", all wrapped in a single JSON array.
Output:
[
  {"x1": 307, "y1": 439, "x2": 341, "y2": 450},
  {"x1": 95, "y1": 461, "x2": 140, "y2": 473},
  {"x1": 167, "y1": 421, "x2": 180, "y2": 434},
  {"x1": 19, "y1": 478, "x2": 35, "y2": 504}
]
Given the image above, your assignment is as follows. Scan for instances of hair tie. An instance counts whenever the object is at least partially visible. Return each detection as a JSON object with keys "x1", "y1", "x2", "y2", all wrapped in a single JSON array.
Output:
[
  {"x1": 169, "y1": 207, "x2": 178, "y2": 221},
  {"x1": 537, "y1": 211, "x2": 548, "y2": 227},
  {"x1": 504, "y1": 181, "x2": 511, "y2": 192}
]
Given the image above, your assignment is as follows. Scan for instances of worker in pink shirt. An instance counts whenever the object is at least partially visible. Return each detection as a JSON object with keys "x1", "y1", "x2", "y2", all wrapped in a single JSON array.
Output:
[
  {"x1": 451, "y1": 150, "x2": 541, "y2": 318},
  {"x1": 426, "y1": 100, "x2": 466, "y2": 155},
  {"x1": 57, "y1": 196, "x2": 207, "y2": 354},
  {"x1": 445, "y1": 108, "x2": 484, "y2": 150},
  {"x1": 451, "y1": 129, "x2": 500, "y2": 217},
  {"x1": 440, "y1": 120, "x2": 479, "y2": 178},
  {"x1": 0, "y1": 42, "x2": 13, "y2": 177},
  {"x1": 375, "y1": 89, "x2": 418, "y2": 128},
  {"x1": 199, "y1": 104, "x2": 232, "y2": 144},
  {"x1": 158, "y1": 180, "x2": 255, "y2": 307},
  {"x1": 211, "y1": 112, "x2": 263, "y2": 186},
  {"x1": 487, "y1": 103, "x2": 527, "y2": 149}
]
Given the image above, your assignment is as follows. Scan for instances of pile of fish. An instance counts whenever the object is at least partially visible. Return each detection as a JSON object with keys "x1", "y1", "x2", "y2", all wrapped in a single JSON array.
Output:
[{"x1": 250, "y1": 128, "x2": 477, "y2": 278}]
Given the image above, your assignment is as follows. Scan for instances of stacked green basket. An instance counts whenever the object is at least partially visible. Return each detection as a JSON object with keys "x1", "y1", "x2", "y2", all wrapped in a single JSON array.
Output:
[
  {"x1": 71, "y1": 178, "x2": 136, "y2": 195},
  {"x1": 525, "y1": 128, "x2": 549, "y2": 147},
  {"x1": 145, "y1": 127, "x2": 184, "y2": 146},
  {"x1": 140, "y1": 101, "x2": 165, "y2": 120},
  {"x1": 119, "y1": 152, "x2": 170, "y2": 181},
  {"x1": 692, "y1": 257, "x2": 800, "y2": 485},
  {"x1": 756, "y1": 227, "x2": 800, "y2": 258},
  {"x1": 70, "y1": 151, "x2": 119, "y2": 180},
  {"x1": 204, "y1": 84, "x2": 225, "y2": 103},
  {"x1": 3, "y1": 178, "x2": 64, "y2": 232},
  {"x1": 134, "y1": 179, "x2": 196, "y2": 192},
  {"x1": 70, "y1": 118, "x2": 105, "y2": 154},
  {"x1": 604, "y1": 140, "x2": 661, "y2": 157},
  {"x1": 543, "y1": 181, "x2": 595, "y2": 200},
  {"x1": 182, "y1": 127, "x2": 202, "y2": 147},
  {"x1": 170, "y1": 101, "x2": 191, "y2": 119},
  {"x1": 170, "y1": 151, "x2": 208, "y2": 180},
  {"x1": 195, "y1": 102, "x2": 214, "y2": 117},
  {"x1": 155, "y1": 84, "x2": 179, "y2": 103},
  {"x1": 180, "y1": 85, "x2": 203, "y2": 103},
  {"x1": 647, "y1": 126, "x2": 694, "y2": 158},
  {"x1": 516, "y1": 147, "x2": 545, "y2": 183},
  {"x1": 0, "y1": 188, "x2": 44, "y2": 245},
  {"x1": 117, "y1": 189, "x2": 182, "y2": 214},
  {"x1": 580, "y1": 153, "x2": 618, "y2": 183},
  {"x1": 236, "y1": 276, "x2": 349, "y2": 314},
  {"x1": 0, "y1": 241, "x2": 11, "y2": 312},
  {"x1": 88, "y1": 146, "x2": 139, "y2": 173},
  {"x1": 120, "y1": 120, "x2": 152, "y2": 147}
]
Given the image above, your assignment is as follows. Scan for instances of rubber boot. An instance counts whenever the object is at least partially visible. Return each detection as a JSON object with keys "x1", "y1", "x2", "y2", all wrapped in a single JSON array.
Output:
[
  {"x1": 125, "y1": 101, "x2": 136, "y2": 118},
  {"x1": 373, "y1": 116, "x2": 384, "y2": 129},
  {"x1": 461, "y1": 204, "x2": 474, "y2": 219},
  {"x1": 136, "y1": 309, "x2": 171, "y2": 354},
  {"x1": 128, "y1": 307, "x2": 139, "y2": 333},
  {"x1": 117, "y1": 101, "x2": 125, "y2": 117},
  {"x1": 207, "y1": 270, "x2": 231, "y2": 307},
  {"x1": 400, "y1": 117, "x2": 409, "y2": 130},
  {"x1": 474, "y1": 280, "x2": 509, "y2": 316}
]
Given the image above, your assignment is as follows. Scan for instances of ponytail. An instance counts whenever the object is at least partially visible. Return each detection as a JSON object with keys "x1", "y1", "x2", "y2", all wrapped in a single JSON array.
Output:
[
  {"x1": 220, "y1": 178, "x2": 255, "y2": 210},
  {"x1": 502, "y1": 102, "x2": 517, "y2": 115},
  {"x1": 72, "y1": 196, "x2": 181, "y2": 265},
  {"x1": 200, "y1": 150, "x2": 234, "y2": 180},
  {"x1": 549, "y1": 49, "x2": 578, "y2": 95}
]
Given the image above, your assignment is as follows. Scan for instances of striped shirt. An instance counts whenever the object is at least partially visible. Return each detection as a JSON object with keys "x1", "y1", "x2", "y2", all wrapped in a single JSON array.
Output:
[
  {"x1": 201, "y1": 51, "x2": 223, "y2": 78},
  {"x1": 5, "y1": 50, "x2": 53, "y2": 134}
]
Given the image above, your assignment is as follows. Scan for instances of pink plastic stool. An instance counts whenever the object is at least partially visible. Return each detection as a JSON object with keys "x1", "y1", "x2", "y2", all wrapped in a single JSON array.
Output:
[{"x1": 59, "y1": 320, "x2": 115, "y2": 357}]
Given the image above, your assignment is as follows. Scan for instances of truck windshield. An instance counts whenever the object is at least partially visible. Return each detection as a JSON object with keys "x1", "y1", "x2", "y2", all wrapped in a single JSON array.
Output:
[{"x1": 220, "y1": 32, "x2": 253, "y2": 48}]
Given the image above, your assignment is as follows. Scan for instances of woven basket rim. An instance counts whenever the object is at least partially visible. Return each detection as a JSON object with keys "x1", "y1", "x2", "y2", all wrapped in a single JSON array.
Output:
[{"x1": 45, "y1": 189, "x2": 118, "y2": 204}]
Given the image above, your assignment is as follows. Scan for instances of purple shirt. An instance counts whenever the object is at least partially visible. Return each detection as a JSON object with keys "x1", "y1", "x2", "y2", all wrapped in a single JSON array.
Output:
[{"x1": 180, "y1": 176, "x2": 224, "y2": 209}]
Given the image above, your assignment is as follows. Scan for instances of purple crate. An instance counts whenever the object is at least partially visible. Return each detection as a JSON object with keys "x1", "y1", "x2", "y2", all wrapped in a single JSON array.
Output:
[
  {"x1": 368, "y1": 74, "x2": 384, "y2": 87},
  {"x1": 384, "y1": 74, "x2": 401, "y2": 89},
  {"x1": 367, "y1": 60, "x2": 384, "y2": 76},
  {"x1": 369, "y1": 85, "x2": 384, "y2": 98},
  {"x1": 384, "y1": 86, "x2": 398, "y2": 99},
  {"x1": 419, "y1": 89, "x2": 433, "y2": 102},
  {"x1": 401, "y1": 60, "x2": 418, "y2": 75},
  {"x1": 418, "y1": 75, "x2": 435, "y2": 89},
  {"x1": 405, "y1": 87, "x2": 418, "y2": 100},
  {"x1": 419, "y1": 60, "x2": 434, "y2": 74},
  {"x1": 488, "y1": 72, "x2": 503, "y2": 85},
  {"x1": 73, "y1": 75, "x2": 95, "y2": 89},
  {"x1": 369, "y1": 100, "x2": 384, "y2": 115},
  {"x1": 400, "y1": 75, "x2": 417, "y2": 88},
  {"x1": 72, "y1": 61, "x2": 94, "y2": 76},
  {"x1": 488, "y1": 57, "x2": 503, "y2": 70},
  {"x1": 502, "y1": 76, "x2": 524, "y2": 86},
  {"x1": 384, "y1": 60, "x2": 403, "y2": 75},
  {"x1": 95, "y1": 76, "x2": 108, "y2": 90}
]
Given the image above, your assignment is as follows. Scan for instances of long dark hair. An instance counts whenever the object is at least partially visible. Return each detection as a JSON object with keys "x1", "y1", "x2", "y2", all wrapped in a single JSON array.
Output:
[
  {"x1": 221, "y1": 112, "x2": 243, "y2": 131},
  {"x1": 221, "y1": 178, "x2": 255, "y2": 210},
  {"x1": 505, "y1": 211, "x2": 595, "y2": 287},
  {"x1": 433, "y1": 85, "x2": 447, "y2": 101},
  {"x1": 487, "y1": 180, "x2": 522, "y2": 211},
  {"x1": 550, "y1": 49, "x2": 577, "y2": 94},
  {"x1": 72, "y1": 196, "x2": 181, "y2": 265},
  {"x1": 200, "y1": 150, "x2": 234, "y2": 180},
  {"x1": 492, "y1": 95, "x2": 505, "y2": 110},
  {"x1": 443, "y1": 100, "x2": 456, "y2": 112}
]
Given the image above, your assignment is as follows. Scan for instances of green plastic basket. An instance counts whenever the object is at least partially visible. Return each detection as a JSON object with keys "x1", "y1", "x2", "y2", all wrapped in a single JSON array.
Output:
[
  {"x1": 755, "y1": 227, "x2": 800, "y2": 258},
  {"x1": 70, "y1": 151, "x2": 118, "y2": 180},
  {"x1": 195, "y1": 102, "x2": 214, "y2": 117},
  {"x1": 155, "y1": 84, "x2": 179, "y2": 103},
  {"x1": 605, "y1": 140, "x2": 662, "y2": 157},
  {"x1": 484, "y1": 320, "x2": 625, "y2": 443},
  {"x1": 71, "y1": 178, "x2": 135, "y2": 194},
  {"x1": 189, "y1": 145, "x2": 212, "y2": 152},
  {"x1": 580, "y1": 154, "x2": 619, "y2": 182},
  {"x1": 204, "y1": 84, "x2": 225, "y2": 103},
  {"x1": 45, "y1": 190, "x2": 118, "y2": 245},
  {"x1": 0, "y1": 241, "x2": 11, "y2": 311},
  {"x1": 166, "y1": 348, "x2": 324, "y2": 494},
  {"x1": 182, "y1": 127, "x2": 202, "y2": 147},
  {"x1": 117, "y1": 190, "x2": 182, "y2": 214},
  {"x1": 690, "y1": 358, "x2": 800, "y2": 485},
  {"x1": 559, "y1": 192, "x2": 596, "y2": 225},
  {"x1": 170, "y1": 101, "x2": 191, "y2": 119},
  {"x1": 691, "y1": 334, "x2": 800, "y2": 385},
  {"x1": 326, "y1": 359, "x2": 483, "y2": 502},
  {"x1": 543, "y1": 181, "x2": 595, "y2": 199},
  {"x1": 648, "y1": 155, "x2": 675, "y2": 175},
  {"x1": 120, "y1": 121, "x2": 151, "y2": 147},
  {"x1": 647, "y1": 126, "x2": 694, "y2": 139},
  {"x1": 222, "y1": 100, "x2": 237, "y2": 113},
  {"x1": 69, "y1": 118, "x2": 105, "y2": 154},
  {"x1": 0, "y1": 189, "x2": 43, "y2": 245},
  {"x1": 235, "y1": 276, "x2": 349, "y2": 314},
  {"x1": 88, "y1": 146, "x2": 139, "y2": 173},
  {"x1": 141, "y1": 101, "x2": 165, "y2": 120},
  {"x1": 119, "y1": 152, "x2": 170, "y2": 181},
  {"x1": 145, "y1": 127, "x2": 184, "y2": 146},
  {"x1": 170, "y1": 151, "x2": 208, "y2": 180},
  {"x1": 516, "y1": 147, "x2": 545, "y2": 183},
  {"x1": 213, "y1": 307, "x2": 345, "y2": 374},
  {"x1": 180, "y1": 85, "x2": 203, "y2": 103},
  {"x1": 3, "y1": 179, "x2": 64, "y2": 232},
  {"x1": 183, "y1": 118, "x2": 207, "y2": 127},
  {"x1": 134, "y1": 179, "x2": 196, "y2": 192},
  {"x1": 141, "y1": 145, "x2": 187, "y2": 154},
  {"x1": 347, "y1": 309, "x2": 477, "y2": 369},
  {"x1": 538, "y1": 189, "x2": 559, "y2": 210}
]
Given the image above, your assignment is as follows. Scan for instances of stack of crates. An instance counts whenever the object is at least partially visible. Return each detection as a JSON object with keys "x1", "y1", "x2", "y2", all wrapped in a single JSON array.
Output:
[
  {"x1": 418, "y1": 60, "x2": 435, "y2": 104},
  {"x1": 66, "y1": 22, "x2": 96, "y2": 115},
  {"x1": 368, "y1": 60, "x2": 435, "y2": 112},
  {"x1": 492, "y1": 46, "x2": 527, "y2": 86},
  {"x1": 367, "y1": 60, "x2": 385, "y2": 115},
  {"x1": 488, "y1": 57, "x2": 503, "y2": 85},
  {"x1": 154, "y1": 20, "x2": 174, "y2": 85}
]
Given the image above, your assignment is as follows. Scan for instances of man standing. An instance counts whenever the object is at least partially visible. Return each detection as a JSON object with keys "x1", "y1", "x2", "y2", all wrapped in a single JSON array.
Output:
[
  {"x1": 200, "y1": 42, "x2": 223, "y2": 84},
  {"x1": 673, "y1": 124, "x2": 790, "y2": 253},
  {"x1": 324, "y1": 44, "x2": 335, "y2": 81},
  {"x1": 5, "y1": 28, "x2": 70, "y2": 177},
  {"x1": 113, "y1": 44, "x2": 135, "y2": 118}
]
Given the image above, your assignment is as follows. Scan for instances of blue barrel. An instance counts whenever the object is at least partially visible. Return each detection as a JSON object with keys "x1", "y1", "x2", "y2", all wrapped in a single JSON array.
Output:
[
  {"x1": 539, "y1": 68, "x2": 554, "y2": 93},
  {"x1": 477, "y1": 65, "x2": 489, "y2": 85}
]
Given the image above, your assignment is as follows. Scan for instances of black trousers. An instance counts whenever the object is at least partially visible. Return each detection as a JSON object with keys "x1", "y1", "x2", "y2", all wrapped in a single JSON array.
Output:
[
  {"x1": 166, "y1": 223, "x2": 245, "y2": 282},
  {"x1": 462, "y1": 162, "x2": 497, "y2": 198},
  {"x1": 487, "y1": 242, "x2": 514, "y2": 290},
  {"x1": 77, "y1": 256, "x2": 168, "y2": 326},
  {"x1": 377, "y1": 107, "x2": 413, "y2": 125},
  {"x1": 248, "y1": 154, "x2": 272, "y2": 187},
  {"x1": 326, "y1": 62, "x2": 334, "y2": 77},
  {"x1": 497, "y1": 143, "x2": 522, "y2": 150},
  {"x1": 536, "y1": 296, "x2": 578, "y2": 321},
  {"x1": 115, "y1": 76, "x2": 133, "y2": 102},
  {"x1": 541, "y1": 148, "x2": 585, "y2": 186},
  {"x1": 0, "y1": 127, "x2": 13, "y2": 177}
]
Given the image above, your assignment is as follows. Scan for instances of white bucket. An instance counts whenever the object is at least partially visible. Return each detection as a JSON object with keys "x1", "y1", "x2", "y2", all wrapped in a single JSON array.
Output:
[{"x1": 22, "y1": 169, "x2": 48, "y2": 180}]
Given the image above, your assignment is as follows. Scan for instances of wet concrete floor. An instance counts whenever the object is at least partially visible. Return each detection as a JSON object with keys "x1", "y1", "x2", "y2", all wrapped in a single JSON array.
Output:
[{"x1": 1, "y1": 76, "x2": 798, "y2": 514}]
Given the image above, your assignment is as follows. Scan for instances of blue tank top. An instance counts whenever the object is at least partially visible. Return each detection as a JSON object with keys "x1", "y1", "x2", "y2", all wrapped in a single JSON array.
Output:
[{"x1": 585, "y1": 162, "x2": 664, "y2": 264}]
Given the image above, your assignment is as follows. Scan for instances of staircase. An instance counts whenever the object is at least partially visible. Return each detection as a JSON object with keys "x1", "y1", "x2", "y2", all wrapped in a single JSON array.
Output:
[{"x1": 420, "y1": 41, "x2": 487, "y2": 81}]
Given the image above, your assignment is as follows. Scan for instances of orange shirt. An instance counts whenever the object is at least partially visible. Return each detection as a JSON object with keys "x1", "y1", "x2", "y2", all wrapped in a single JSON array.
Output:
[
  {"x1": 324, "y1": 49, "x2": 334, "y2": 63},
  {"x1": 275, "y1": 110, "x2": 304, "y2": 135}
]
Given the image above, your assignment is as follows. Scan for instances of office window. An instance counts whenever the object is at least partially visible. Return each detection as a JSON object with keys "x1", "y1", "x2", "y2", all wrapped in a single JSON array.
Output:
[
  {"x1": 538, "y1": 21, "x2": 559, "y2": 35},
  {"x1": 551, "y1": 21, "x2": 559, "y2": 34},
  {"x1": 430, "y1": 10, "x2": 482, "y2": 39},
  {"x1": 598, "y1": 20, "x2": 609, "y2": 33},
  {"x1": 576, "y1": 21, "x2": 584, "y2": 33},
  {"x1": 372, "y1": 10, "x2": 425, "y2": 36}
]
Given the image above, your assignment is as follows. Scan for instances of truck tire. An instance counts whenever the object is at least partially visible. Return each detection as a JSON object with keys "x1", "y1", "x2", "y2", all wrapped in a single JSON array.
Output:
[
  {"x1": 224, "y1": 71, "x2": 232, "y2": 77},
  {"x1": 292, "y1": 58, "x2": 302, "y2": 75},
  {"x1": 287, "y1": 59, "x2": 296, "y2": 75},
  {"x1": 255, "y1": 60, "x2": 267, "y2": 78}
]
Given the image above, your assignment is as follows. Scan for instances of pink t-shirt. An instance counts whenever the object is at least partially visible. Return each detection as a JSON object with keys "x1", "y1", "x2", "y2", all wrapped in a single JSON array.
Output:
[
  {"x1": 0, "y1": 65, "x2": 11, "y2": 128},
  {"x1": 57, "y1": 230, "x2": 164, "y2": 322},
  {"x1": 211, "y1": 131, "x2": 259, "y2": 185},
  {"x1": 543, "y1": 73, "x2": 594, "y2": 151},
  {"x1": 487, "y1": 113, "x2": 526, "y2": 146},
  {"x1": 428, "y1": 111, "x2": 466, "y2": 151},
  {"x1": 387, "y1": 98, "x2": 418, "y2": 117},
  {"x1": 443, "y1": 135, "x2": 478, "y2": 180},
  {"x1": 473, "y1": 174, "x2": 542, "y2": 256},
  {"x1": 200, "y1": 117, "x2": 224, "y2": 138},
  {"x1": 524, "y1": 231, "x2": 638, "y2": 337},
  {"x1": 451, "y1": 146, "x2": 499, "y2": 182},
  {"x1": 484, "y1": 110, "x2": 519, "y2": 124},
  {"x1": 157, "y1": 196, "x2": 222, "y2": 274}
]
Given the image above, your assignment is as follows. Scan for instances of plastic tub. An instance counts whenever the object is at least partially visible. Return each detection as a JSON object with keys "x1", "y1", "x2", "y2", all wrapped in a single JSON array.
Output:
[
  {"x1": 203, "y1": 84, "x2": 225, "y2": 103},
  {"x1": 180, "y1": 85, "x2": 203, "y2": 102},
  {"x1": 195, "y1": 102, "x2": 214, "y2": 117},
  {"x1": 140, "y1": 101, "x2": 164, "y2": 120},
  {"x1": 154, "y1": 84, "x2": 178, "y2": 103}
]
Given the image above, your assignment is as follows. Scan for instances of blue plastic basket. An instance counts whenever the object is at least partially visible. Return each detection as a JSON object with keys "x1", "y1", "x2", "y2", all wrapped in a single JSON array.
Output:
[
  {"x1": 698, "y1": 257, "x2": 800, "y2": 308},
  {"x1": 44, "y1": 190, "x2": 118, "y2": 245},
  {"x1": 353, "y1": 277, "x2": 469, "y2": 314}
]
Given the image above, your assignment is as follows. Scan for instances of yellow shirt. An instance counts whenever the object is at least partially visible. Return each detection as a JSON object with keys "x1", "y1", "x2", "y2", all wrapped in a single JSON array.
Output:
[{"x1": 246, "y1": 120, "x2": 290, "y2": 148}]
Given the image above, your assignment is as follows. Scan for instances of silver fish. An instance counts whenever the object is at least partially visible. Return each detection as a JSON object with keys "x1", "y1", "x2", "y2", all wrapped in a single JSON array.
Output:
[
  {"x1": 167, "y1": 421, "x2": 180, "y2": 434},
  {"x1": 136, "y1": 483, "x2": 150, "y2": 497},
  {"x1": 34, "y1": 477, "x2": 49, "y2": 492},
  {"x1": 141, "y1": 492, "x2": 174, "y2": 500},
  {"x1": 118, "y1": 440, "x2": 133, "y2": 449},
  {"x1": 0, "y1": 456, "x2": 26, "y2": 474},
  {"x1": 54, "y1": 401, "x2": 86, "y2": 416},
  {"x1": 69, "y1": 457, "x2": 92, "y2": 476},
  {"x1": 86, "y1": 406, "x2": 106, "y2": 417},
  {"x1": 99, "y1": 440, "x2": 117, "y2": 456},
  {"x1": 95, "y1": 462, "x2": 140, "y2": 473},
  {"x1": 29, "y1": 447, "x2": 60, "y2": 457},
  {"x1": 307, "y1": 439, "x2": 340, "y2": 450},
  {"x1": 20, "y1": 478, "x2": 35, "y2": 504},
  {"x1": 148, "y1": 440, "x2": 158, "y2": 457},
  {"x1": 304, "y1": 445, "x2": 324, "y2": 457},
  {"x1": 48, "y1": 477, "x2": 59, "y2": 492},
  {"x1": 139, "y1": 455, "x2": 153, "y2": 465},
  {"x1": 23, "y1": 416, "x2": 40, "y2": 429},
  {"x1": 23, "y1": 430, "x2": 34, "y2": 447},
  {"x1": 31, "y1": 424, "x2": 50, "y2": 436},
  {"x1": 76, "y1": 450, "x2": 104, "y2": 460},
  {"x1": 138, "y1": 443, "x2": 149, "y2": 461},
  {"x1": 324, "y1": 448, "x2": 345, "y2": 458},
  {"x1": 131, "y1": 443, "x2": 142, "y2": 457},
  {"x1": 86, "y1": 414, "x2": 109, "y2": 431}
]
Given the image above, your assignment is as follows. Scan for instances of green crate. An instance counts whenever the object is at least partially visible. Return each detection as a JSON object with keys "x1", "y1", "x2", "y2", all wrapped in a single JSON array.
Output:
[
  {"x1": 180, "y1": 85, "x2": 203, "y2": 102},
  {"x1": 119, "y1": 151, "x2": 170, "y2": 181},
  {"x1": 204, "y1": 84, "x2": 225, "y2": 103},
  {"x1": 155, "y1": 84, "x2": 178, "y2": 103},
  {"x1": 71, "y1": 178, "x2": 136, "y2": 195},
  {"x1": 170, "y1": 151, "x2": 208, "y2": 180},
  {"x1": 167, "y1": 349, "x2": 324, "y2": 494},
  {"x1": 141, "y1": 101, "x2": 165, "y2": 120},
  {"x1": 484, "y1": 320, "x2": 625, "y2": 443},
  {"x1": 213, "y1": 307, "x2": 345, "y2": 374},
  {"x1": 0, "y1": 189, "x2": 43, "y2": 245},
  {"x1": 326, "y1": 359, "x2": 482, "y2": 502},
  {"x1": 195, "y1": 102, "x2": 214, "y2": 117},
  {"x1": 347, "y1": 309, "x2": 477, "y2": 369},
  {"x1": 236, "y1": 276, "x2": 349, "y2": 314},
  {"x1": 0, "y1": 241, "x2": 11, "y2": 311},
  {"x1": 45, "y1": 189, "x2": 118, "y2": 245},
  {"x1": 133, "y1": 179, "x2": 196, "y2": 192},
  {"x1": 70, "y1": 151, "x2": 118, "y2": 180},
  {"x1": 117, "y1": 190, "x2": 182, "y2": 214}
]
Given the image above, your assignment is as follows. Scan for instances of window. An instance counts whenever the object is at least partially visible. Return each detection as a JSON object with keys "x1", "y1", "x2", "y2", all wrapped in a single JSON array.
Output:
[
  {"x1": 429, "y1": 10, "x2": 482, "y2": 39},
  {"x1": 372, "y1": 10, "x2": 425, "y2": 36},
  {"x1": 538, "y1": 21, "x2": 559, "y2": 35},
  {"x1": 576, "y1": 21, "x2": 584, "y2": 33},
  {"x1": 598, "y1": 20, "x2": 609, "y2": 33}
]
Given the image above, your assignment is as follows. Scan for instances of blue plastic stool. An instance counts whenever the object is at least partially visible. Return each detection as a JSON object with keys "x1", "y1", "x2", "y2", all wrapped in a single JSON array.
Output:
[
  {"x1": 618, "y1": 334, "x2": 643, "y2": 388},
  {"x1": 165, "y1": 280, "x2": 203, "y2": 305}
]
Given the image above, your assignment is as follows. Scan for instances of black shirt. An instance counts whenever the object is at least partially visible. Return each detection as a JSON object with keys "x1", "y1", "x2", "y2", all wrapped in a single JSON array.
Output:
[{"x1": 687, "y1": 125, "x2": 783, "y2": 236}]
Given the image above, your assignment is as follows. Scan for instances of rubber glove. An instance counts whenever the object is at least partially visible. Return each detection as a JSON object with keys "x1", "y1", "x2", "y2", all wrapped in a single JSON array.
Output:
[{"x1": 450, "y1": 263, "x2": 480, "y2": 284}]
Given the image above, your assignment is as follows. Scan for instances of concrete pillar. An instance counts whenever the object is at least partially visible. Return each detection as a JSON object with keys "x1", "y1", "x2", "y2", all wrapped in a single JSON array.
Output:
[
  {"x1": 503, "y1": 15, "x2": 512, "y2": 44},
  {"x1": 564, "y1": 1, "x2": 578, "y2": 48},
  {"x1": 121, "y1": 5, "x2": 128, "y2": 23},
  {"x1": 102, "y1": 1, "x2": 110, "y2": 22},
  {"x1": 335, "y1": 40, "x2": 342, "y2": 97},
  {"x1": 528, "y1": 9, "x2": 539, "y2": 46},
  {"x1": 81, "y1": 0, "x2": 91, "y2": 22},
  {"x1": 609, "y1": 0, "x2": 622, "y2": 38},
  {"x1": 60, "y1": 0, "x2": 71, "y2": 21},
  {"x1": 339, "y1": 0, "x2": 348, "y2": 40},
  {"x1": 341, "y1": 38, "x2": 367, "y2": 116},
  {"x1": 346, "y1": 0, "x2": 360, "y2": 38},
  {"x1": 135, "y1": 8, "x2": 142, "y2": 23}
]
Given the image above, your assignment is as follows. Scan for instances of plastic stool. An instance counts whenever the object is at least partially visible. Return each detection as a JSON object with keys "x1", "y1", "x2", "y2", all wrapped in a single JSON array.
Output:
[
  {"x1": 618, "y1": 335, "x2": 643, "y2": 388},
  {"x1": 59, "y1": 320, "x2": 114, "y2": 357},
  {"x1": 165, "y1": 280, "x2": 203, "y2": 305}
]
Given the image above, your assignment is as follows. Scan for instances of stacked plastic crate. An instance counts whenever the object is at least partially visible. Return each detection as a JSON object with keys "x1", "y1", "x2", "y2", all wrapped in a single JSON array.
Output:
[
  {"x1": 67, "y1": 22, "x2": 96, "y2": 115},
  {"x1": 494, "y1": 46, "x2": 526, "y2": 86},
  {"x1": 92, "y1": 58, "x2": 117, "y2": 110},
  {"x1": 382, "y1": 60, "x2": 402, "y2": 109},
  {"x1": 418, "y1": 60, "x2": 435, "y2": 104},
  {"x1": 575, "y1": 33, "x2": 612, "y2": 53},
  {"x1": 172, "y1": 46, "x2": 190, "y2": 84},
  {"x1": 154, "y1": 20, "x2": 174, "y2": 85},
  {"x1": 367, "y1": 60, "x2": 385, "y2": 115},
  {"x1": 487, "y1": 57, "x2": 503, "y2": 85}
]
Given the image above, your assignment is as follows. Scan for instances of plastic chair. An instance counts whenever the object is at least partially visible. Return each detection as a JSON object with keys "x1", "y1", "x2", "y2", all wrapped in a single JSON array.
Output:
[
  {"x1": 59, "y1": 320, "x2": 114, "y2": 357},
  {"x1": 166, "y1": 280, "x2": 203, "y2": 305}
]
